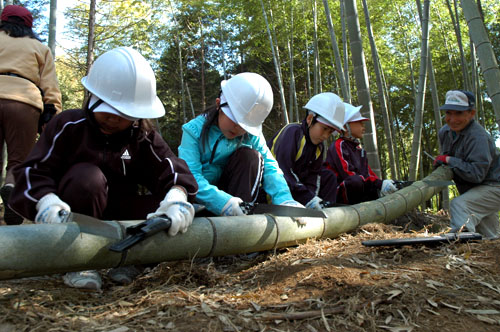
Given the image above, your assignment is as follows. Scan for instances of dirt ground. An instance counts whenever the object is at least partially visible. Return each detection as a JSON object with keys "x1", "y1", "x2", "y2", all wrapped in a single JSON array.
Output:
[{"x1": 0, "y1": 210, "x2": 499, "y2": 332}]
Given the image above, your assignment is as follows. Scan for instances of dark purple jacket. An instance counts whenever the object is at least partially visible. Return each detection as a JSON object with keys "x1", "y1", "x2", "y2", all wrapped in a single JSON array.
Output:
[
  {"x1": 10, "y1": 108, "x2": 198, "y2": 220},
  {"x1": 267, "y1": 119, "x2": 323, "y2": 205}
]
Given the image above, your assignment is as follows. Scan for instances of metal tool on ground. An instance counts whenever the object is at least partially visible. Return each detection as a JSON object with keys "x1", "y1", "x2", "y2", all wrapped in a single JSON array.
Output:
[
  {"x1": 393, "y1": 180, "x2": 454, "y2": 190},
  {"x1": 109, "y1": 215, "x2": 171, "y2": 252},
  {"x1": 362, "y1": 232, "x2": 482, "y2": 247},
  {"x1": 240, "y1": 202, "x2": 327, "y2": 218},
  {"x1": 59, "y1": 211, "x2": 121, "y2": 239}
]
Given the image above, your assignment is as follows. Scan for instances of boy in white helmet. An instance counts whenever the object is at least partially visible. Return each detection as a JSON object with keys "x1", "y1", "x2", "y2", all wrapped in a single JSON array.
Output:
[
  {"x1": 323, "y1": 102, "x2": 397, "y2": 204},
  {"x1": 267, "y1": 92, "x2": 345, "y2": 210},
  {"x1": 178, "y1": 72, "x2": 303, "y2": 217},
  {"x1": 8, "y1": 47, "x2": 198, "y2": 290}
]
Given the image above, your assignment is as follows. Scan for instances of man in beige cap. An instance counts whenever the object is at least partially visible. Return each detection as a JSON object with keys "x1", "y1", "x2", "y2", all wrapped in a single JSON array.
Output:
[{"x1": 435, "y1": 90, "x2": 500, "y2": 239}]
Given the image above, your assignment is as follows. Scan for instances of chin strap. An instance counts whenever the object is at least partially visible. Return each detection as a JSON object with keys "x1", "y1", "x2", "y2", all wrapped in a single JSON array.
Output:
[
  {"x1": 342, "y1": 123, "x2": 358, "y2": 143},
  {"x1": 88, "y1": 97, "x2": 104, "y2": 112}
]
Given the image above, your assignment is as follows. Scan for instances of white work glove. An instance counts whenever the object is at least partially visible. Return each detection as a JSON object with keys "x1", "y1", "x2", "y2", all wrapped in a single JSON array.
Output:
[
  {"x1": 221, "y1": 197, "x2": 244, "y2": 216},
  {"x1": 280, "y1": 200, "x2": 309, "y2": 225},
  {"x1": 280, "y1": 200, "x2": 305, "y2": 208},
  {"x1": 147, "y1": 186, "x2": 195, "y2": 237},
  {"x1": 305, "y1": 196, "x2": 323, "y2": 211},
  {"x1": 380, "y1": 179, "x2": 398, "y2": 196},
  {"x1": 35, "y1": 193, "x2": 71, "y2": 224}
]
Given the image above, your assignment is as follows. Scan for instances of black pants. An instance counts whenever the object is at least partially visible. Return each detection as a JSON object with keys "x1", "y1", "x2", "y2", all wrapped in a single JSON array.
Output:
[
  {"x1": 58, "y1": 162, "x2": 162, "y2": 220},
  {"x1": 217, "y1": 147, "x2": 264, "y2": 203},
  {"x1": 337, "y1": 174, "x2": 378, "y2": 204}
]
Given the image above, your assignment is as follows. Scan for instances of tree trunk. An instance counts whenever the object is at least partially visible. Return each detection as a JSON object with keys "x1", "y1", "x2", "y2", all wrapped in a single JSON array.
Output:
[
  {"x1": 176, "y1": 36, "x2": 186, "y2": 123},
  {"x1": 269, "y1": 2, "x2": 286, "y2": 114},
  {"x1": 344, "y1": 0, "x2": 382, "y2": 177},
  {"x1": 446, "y1": 0, "x2": 472, "y2": 90},
  {"x1": 361, "y1": 0, "x2": 397, "y2": 180},
  {"x1": 82, "y1": 0, "x2": 96, "y2": 108},
  {"x1": 408, "y1": 0, "x2": 430, "y2": 181},
  {"x1": 427, "y1": 52, "x2": 450, "y2": 210},
  {"x1": 322, "y1": 0, "x2": 349, "y2": 100},
  {"x1": 379, "y1": 57, "x2": 401, "y2": 179},
  {"x1": 186, "y1": 83, "x2": 195, "y2": 119},
  {"x1": 470, "y1": 39, "x2": 485, "y2": 126},
  {"x1": 218, "y1": 15, "x2": 227, "y2": 80},
  {"x1": 460, "y1": 0, "x2": 500, "y2": 128},
  {"x1": 286, "y1": 3, "x2": 299, "y2": 122},
  {"x1": 313, "y1": 0, "x2": 320, "y2": 95},
  {"x1": 340, "y1": 0, "x2": 351, "y2": 103},
  {"x1": 303, "y1": 1, "x2": 312, "y2": 99},
  {"x1": 199, "y1": 18, "x2": 206, "y2": 111},
  {"x1": 436, "y1": 10, "x2": 458, "y2": 87},
  {"x1": 48, "y1": 0, "x2": 57, "y2": 56},
  {"x1": 260, "y1": 0, "x2": 289, "y2": 124}
]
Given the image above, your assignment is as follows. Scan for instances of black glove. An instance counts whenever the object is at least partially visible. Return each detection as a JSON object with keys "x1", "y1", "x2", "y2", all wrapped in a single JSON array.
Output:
[{"x1": 38, "y1": 104, "x2": 57, "y2": 133}]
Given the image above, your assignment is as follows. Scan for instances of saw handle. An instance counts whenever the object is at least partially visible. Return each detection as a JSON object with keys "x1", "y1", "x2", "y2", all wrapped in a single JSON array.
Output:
[
  {"x1": 109, "y1": 215, "x2": 171, "y2": 252},
  {"x1": 239, "y1": 202, "x2": 254, "y2": 215},
  {"x1": 393, "y1": 180, "x2": 414, "y2": 190}
]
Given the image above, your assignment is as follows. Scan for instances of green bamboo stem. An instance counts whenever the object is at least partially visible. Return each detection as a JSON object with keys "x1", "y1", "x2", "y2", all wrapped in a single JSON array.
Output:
[{"x1": 0, "y1": 167, "x2": 453, "y2": 280}]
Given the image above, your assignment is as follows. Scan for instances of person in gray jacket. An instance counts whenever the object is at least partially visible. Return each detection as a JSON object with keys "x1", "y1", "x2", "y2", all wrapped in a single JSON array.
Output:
[{"x1": 435, "y1": 90, "x2": 500, "y2": 239}]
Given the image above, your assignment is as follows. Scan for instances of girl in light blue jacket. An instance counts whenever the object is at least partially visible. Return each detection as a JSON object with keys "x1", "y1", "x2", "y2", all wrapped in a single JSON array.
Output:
[{"x1": 178, "y1": 73, "x2": 302, "y2": 216}]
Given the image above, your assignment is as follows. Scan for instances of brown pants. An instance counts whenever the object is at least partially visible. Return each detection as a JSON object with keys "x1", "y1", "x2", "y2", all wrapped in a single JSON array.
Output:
[
  {"x1": 58, "y1": 162, "x2": 162, "y2": 220},
  {"x1": 0, "y1": 99, "x2": 39, "y2": 185}
]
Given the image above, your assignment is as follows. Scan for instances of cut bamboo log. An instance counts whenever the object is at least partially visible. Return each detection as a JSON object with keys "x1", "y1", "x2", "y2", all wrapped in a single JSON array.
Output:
[{"x1": 0, "y1": 167, "x2": 453, "y2": 280}]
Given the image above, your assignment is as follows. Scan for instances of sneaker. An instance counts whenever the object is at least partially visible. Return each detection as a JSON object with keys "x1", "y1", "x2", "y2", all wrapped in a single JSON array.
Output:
[
  {"x1": 0, "y1": 185, "x2": 23, "y2": 225},
  {"x1": 108, "y1": 266, "x2": 142, "y2": 285},
  {"x1": 63, "y1": 270, "x2": 102, "y2": 290}
]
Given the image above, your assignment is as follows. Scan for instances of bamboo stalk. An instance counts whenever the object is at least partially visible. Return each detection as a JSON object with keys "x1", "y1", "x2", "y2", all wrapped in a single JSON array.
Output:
[{"x1": 0, "y1": 167, "x2": 453, "y2": 280}]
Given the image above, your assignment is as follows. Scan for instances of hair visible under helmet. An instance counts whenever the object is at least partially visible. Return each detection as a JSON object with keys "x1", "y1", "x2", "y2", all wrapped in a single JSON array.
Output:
[
  {"x1": 303, "y1": 92, "x2": 345, "y2": 131},
  {"x1": 200, "y1": 72, "x2": 274, "y2": 152}
]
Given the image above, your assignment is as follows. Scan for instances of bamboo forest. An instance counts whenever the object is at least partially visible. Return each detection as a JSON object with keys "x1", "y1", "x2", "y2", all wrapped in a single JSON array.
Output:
[
  {"x1": 1, "y1": 0, "x2": 500, "y2": 331},
  {"x1": 15, "y1": 0, "x2": 500, "y2": 182}
]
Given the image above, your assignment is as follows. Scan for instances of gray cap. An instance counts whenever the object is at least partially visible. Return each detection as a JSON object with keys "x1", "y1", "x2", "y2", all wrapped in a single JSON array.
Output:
[{"x1": 439, "y1": 90, "x2": 475, "y2": 111}]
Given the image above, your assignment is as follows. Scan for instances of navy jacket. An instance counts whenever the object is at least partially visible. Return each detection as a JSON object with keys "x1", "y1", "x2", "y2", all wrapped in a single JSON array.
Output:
[{"x1": 267, "y1": 119, "x2": 324, "y2": 205}]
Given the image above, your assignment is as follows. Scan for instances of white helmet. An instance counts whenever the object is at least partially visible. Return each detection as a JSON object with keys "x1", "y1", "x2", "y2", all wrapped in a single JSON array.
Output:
[
  {"x1": 343, "y1": 102, "x2": 368, "y2": 125},
  {"x1": 81, "y1": 47, "x2": 165, "y2": 119},
  {"x1": 304, "y1": 92, "x2": 345, "y2": 130},
  {"x1": 220, "y1": 72, "x2": 273, "y2": 136}
]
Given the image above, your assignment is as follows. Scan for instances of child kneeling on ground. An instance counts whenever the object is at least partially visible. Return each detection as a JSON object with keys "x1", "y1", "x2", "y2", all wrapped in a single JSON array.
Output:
[{"x1": 8, "y1": 47, "x2": 198, "y2": 290}]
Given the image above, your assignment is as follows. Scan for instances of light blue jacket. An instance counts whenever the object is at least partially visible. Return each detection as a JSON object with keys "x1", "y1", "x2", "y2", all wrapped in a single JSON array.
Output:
[{"x1": 178, "y1": 115, "x2": 294, "y2": 214}]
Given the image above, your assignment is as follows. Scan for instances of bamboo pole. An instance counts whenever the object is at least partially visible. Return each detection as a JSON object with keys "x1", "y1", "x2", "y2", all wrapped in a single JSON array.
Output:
[
  {"x1": 260, "y1": 0, "x2": 289, "y2": 124},
  {"x1": 322, "y1": 0, "x2": 349, "y2": 100},
  {"x1": 0, "y1": 167, "x2": 453, "y2": 280},
  {"x1": 344, "y1": 0, "x2": 382, "y2": 177},
  {"x1": 408, "y1": 0, "x2": 430, "y2": 181},
  {"x1": 460, "y1": 0, "x2": 500, "y2": 129}
]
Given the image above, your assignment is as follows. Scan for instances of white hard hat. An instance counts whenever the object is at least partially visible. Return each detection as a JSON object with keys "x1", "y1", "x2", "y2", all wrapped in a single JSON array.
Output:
[
  {"x1": 220, "y1": 72, "x2": 273, "y2": 136},
  {"x1": 81, "y1": 47, "x2": 165, "y2": 119},
  {"x1": 343, "y1": 102, "x2": 368, "y2": 124},
  {"x1": 304, "y1": 92, "x2": 345, "y2": 130}
]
